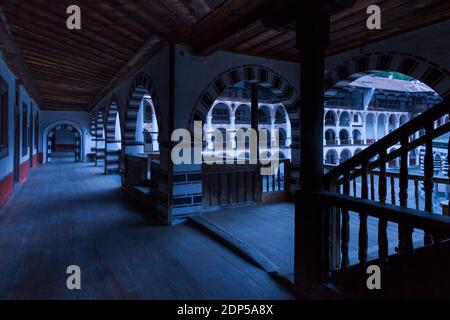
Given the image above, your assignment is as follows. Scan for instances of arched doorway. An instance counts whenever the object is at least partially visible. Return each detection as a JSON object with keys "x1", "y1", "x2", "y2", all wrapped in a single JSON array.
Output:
[
  {"x1": 123, "y1": 73, "x2": 161, "y2": 155},
  {"x1": 46, "y1": 124, "x2": 82, "y2": 163},
  {"x1": 105, "y1": 97, "x2": 122, "y2": 173},
  {"x1": 190, "y1": 65, "x2": 299, "y2": 192}
]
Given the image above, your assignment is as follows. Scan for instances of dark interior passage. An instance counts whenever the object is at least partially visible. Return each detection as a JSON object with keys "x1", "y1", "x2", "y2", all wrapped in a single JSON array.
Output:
[{"x1": 0, "y1": 162, "x2": 292, "y2": 299}]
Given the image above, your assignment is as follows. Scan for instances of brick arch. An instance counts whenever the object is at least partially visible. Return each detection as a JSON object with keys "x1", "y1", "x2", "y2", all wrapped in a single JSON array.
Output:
[
  {"x1": 94, "y1": 108, "x2": 105, "y2": 167},
  {"x1": 45, "y1": 123, "x2": 82, "y2": 163},
  {"x1": 104, "y1": 94, "x2": 122, "y2": 174},
  {"x1": 190, "y1": 64, "x2": 299, "y2": 126},
  {"x1": 190, "y1": 64, "x2": 300, "y2": 191},
  {"x1": 325, "y1": 52, "x2": 450, "y2": 98},
  {"x1": 124, "y1": 72, "x2": 160, "y2": 145}
]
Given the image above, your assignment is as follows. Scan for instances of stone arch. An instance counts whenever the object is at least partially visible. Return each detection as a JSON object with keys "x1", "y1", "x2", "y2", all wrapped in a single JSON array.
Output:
[
  {"x1": 325, "y1": 149, "x2": 338, "y2": 165},
  {"x1": 339, "y1": 111, "x2": 351, "y2": 127},
  {"x1": 352, "y1": 129, "x2": 362, "y2": 144},
  {"x1": 399, "y1": 114, "x2": 409, "y2": 126},
  {"x1": 325, "y1": 129, "x2": 336, "y2": 145},
  {"x1": 43, "y1": 120, "x2": 83, "y2": 164},
  {"x1": 94, "y1": 108, "x2": 106, "y2": 166},
  {"x1": 325, "y1": 110, "x2": 337, "y2": 126},
  {"x1": 104, "y1": 95, "x2": 122, "y2": 173},
  {"x1": 234, "y1": 104, "x2": 251, "y2": 124},
  {"x1": 339, "y1": 129, "x2": 350, "y2": 145},
  {"x1": 190, "y1": 64, "x2": 299, "y2": 190},
  {"x1": 377, "y1": 113, "x2": 387, "y2": 139},
  {"x1": 123, "y1": 72, "x2": 161, "y2": 153},
  {"x1": 388, "y1": 114, "x2": 398, "y2": 133},
  {"x1": 210, "y1": 103, "x2": 231, "y2": 124},
  {"x1": 324, "y1": 52, "x2": 450, "y2": 98},
  {"x1": 365, "y1": 113, "x2": 376, "y2": 143},
  {"x1": 340, "y1": 149, "x2": 352, "y2": 163}
]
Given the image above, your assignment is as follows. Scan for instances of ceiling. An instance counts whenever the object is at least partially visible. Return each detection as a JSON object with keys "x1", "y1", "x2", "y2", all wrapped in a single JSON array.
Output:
[{"x1": 0, "y1": 0, "x2": 449, "y2": 112}]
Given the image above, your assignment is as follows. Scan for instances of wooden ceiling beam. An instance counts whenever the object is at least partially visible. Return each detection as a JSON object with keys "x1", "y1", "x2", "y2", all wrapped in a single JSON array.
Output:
[{"x1": 0, "y1": 8, "x2": 42, "y2": 105}]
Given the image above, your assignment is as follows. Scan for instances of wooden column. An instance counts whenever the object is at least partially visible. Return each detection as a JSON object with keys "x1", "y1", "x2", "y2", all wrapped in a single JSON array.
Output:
[
  {"x1": 167, "y1": 42, "x2": 176, "y2": 222},
  {"x1": 251, "y1": 83, "x2": 259, "y2": 162},
  {"x1": 295, "y1": 5, "x2": 330, "y2": 288},
  {"x1": 251, "y1": 83, "x2": 259, "y2": 131}
]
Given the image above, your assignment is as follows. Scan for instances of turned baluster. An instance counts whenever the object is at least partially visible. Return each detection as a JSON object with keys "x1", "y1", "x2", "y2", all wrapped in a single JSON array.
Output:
[
  {"x1": 341, "y1": 171, "x2": 350, "y2": 270},
  {"x1": 370, "y1": 174, "x2": 375, "y2": 200},
  {"x1": 414, "y1": 180, "x2": 420, "y2": 210},
  {"x1": 390, "y1": 175, "x2": 396, "y2": 205},
  {"x1": 378, "y1": 151, "x2": 388, "y2": 265},
  {"x1": 424, "y1": 123, "x2": 434, "y2": 245},
  {"x1": 359, "y1": 159, "x2": 368, "y2": 267}
]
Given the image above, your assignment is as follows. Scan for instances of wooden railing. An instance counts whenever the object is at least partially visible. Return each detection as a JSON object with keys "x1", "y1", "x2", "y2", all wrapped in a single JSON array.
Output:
[
  {"x1": 261, "y1": 159, "x2": 290, "y2": 194},
  {"x1": 325, "y1": 165, "x2": 450, "y2": 213},
  {"x1": 323, "y1": 98, "x2": 450, "y2": 274},
  {"x1": 202, "y1": 163, "x2": 262, "y2": 208}
]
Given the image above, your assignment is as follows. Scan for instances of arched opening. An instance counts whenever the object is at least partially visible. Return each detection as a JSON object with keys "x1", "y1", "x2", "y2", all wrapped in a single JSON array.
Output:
[
  {"x1": 340, "y1": 149, "x2": 352, "y2": 163},
  {"x1": 211, "y1": 103, "x2": 231, "y2": 124},
  {"x1": 388, "y1": 114, "x2": 397, "y2": 133},
  {"x1": 279, "y1": 128, "x2": 287, "y2": 147},
  {"x1": 46, "y1": 124, "x2": 81, "y2": 163},
  {"x1": 275, "y1": 107, "x2": 287, "y2": 124},
  {"x1": 105, "y1": 100, "x2": 122, "y2": 173},
  {"x1": 365, "y1": 113, "x2": 375, "y2": 143},
  {"x1": 235, "y1": 104, "x2": 250, "y2": 125},
  {"x1": 352, "y1": 129, "x2": 362, "y2": 145},
  {"x1": 203, "y1": 80, "x2": 293, "y2": 164},
  {"x1": 339, "y1": 129, "x2": 350, "y2": 145},
  {"x1": 325, "y1": 149, "x2": 338, "y2": 165},
  {"x1": 339, "y1": 112, "x2": 351, "y2": 127},
  {"x1": 324, "y1": 69, "x2": 443, "y2": 168},
  {"x1": 123, "y1": 74, "x2": 160, "y2": 156},
  {"x1": 325, "y1": 111, "x2": 337, "y2": 126},
  {"x1": 258, "y1": 105, "x2": 271, "y2": 124},
  {"x1": 377, "y1": 114, "x2": 387, "y2": 140},
  {"x1": 400, "y1": 114, "x2": 408, "y2": 126},
  {"x1": 325, "y1": 129, "x2": 336, "y2": 145}
]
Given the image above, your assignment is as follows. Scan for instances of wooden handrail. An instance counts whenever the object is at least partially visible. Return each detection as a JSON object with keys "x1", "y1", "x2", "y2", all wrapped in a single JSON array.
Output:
[
  {"x1": 326, "y1": 98, "x2": 449, "y2": 178},
  {"x1": 324, "y1": 164, "x2": 450, "y2": 185},
  {"x1": 315, "y1": 191, "x2": 450, "y2": 235}
]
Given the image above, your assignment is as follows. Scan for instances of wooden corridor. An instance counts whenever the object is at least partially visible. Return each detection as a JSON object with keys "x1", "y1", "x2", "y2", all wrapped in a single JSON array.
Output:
[{"x1": 0, "y1": 163, "x2": 293, "y2": 300}]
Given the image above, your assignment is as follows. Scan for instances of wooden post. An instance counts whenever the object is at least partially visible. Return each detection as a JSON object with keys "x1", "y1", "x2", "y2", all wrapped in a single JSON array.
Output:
[
  {"x1": 295, "y1": 4, "x2": 330, "y2": 289},
  {"x1": 251, "y1": 83, "x2": 259, "y2": 163}
]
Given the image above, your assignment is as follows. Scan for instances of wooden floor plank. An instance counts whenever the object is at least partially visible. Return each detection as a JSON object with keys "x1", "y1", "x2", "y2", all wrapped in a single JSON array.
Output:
[{"x1": 0, "y1": 162, "x2": 293, "y2": 300}]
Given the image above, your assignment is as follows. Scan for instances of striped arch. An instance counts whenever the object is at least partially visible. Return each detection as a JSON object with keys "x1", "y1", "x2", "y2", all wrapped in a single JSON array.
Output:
[
  {"x1": 325, "y1": 52, "x2": 450, "y2": 98},
  {"x1": 189, "y1": 64, "x2": 300, "y2": 191},
  {"x1": 124, "y1": 72, "x2": 160, "y2": 147},
  {"x1": 104, "y1": 95, "x2": 122, "y2": 173},
  {"x1": 94, "y1": 108, "x2": 106, "y2": 167},
  {"x1": 46, "y1": 125, "x2": 81, "y2": 163}
]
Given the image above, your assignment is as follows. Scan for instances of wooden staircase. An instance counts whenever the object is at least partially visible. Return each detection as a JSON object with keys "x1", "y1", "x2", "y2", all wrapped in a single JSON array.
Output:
[{"x1": 317, "y1": 98, "x2": 450, "y2": 298}]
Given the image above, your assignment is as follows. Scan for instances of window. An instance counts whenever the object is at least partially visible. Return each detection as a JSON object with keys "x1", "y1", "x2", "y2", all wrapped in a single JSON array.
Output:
[
  {"x1": 0, "y1": 77, "x2": 8, "y2": 158},
  {"x1": 22, "y1": 102, "x2": 28, "y2": 156},
  {"x1": 353, "y1": 114, "x2": 359, "y2": 122}
]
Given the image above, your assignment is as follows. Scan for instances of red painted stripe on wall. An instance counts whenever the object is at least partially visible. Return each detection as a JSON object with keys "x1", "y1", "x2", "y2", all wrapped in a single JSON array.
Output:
[
  {"x1": 0, "y1": 173, "x2": 13, "y2": 209},
  {"x1": 32, "y1": 154, "x2": 39, "y2": 167},
  {"x1": 19, "y1": 161, "x2": 30, "y2": 184},
  {"x1": 54, "y1": 144, "x2": 76, "y2": 150}
]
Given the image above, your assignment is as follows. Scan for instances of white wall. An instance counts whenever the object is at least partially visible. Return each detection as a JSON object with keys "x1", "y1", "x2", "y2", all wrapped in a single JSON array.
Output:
[{"x1": 0, "y1": 54, "x2": 16, "y2": 181}]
